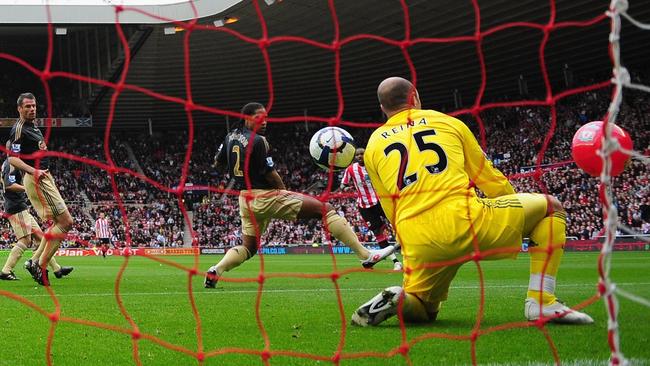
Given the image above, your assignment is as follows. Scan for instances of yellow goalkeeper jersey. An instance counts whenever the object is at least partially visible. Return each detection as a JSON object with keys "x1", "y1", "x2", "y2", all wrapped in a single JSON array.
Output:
[{"x1": 364, "y1": 108, "x2": 515, "y2": 227}]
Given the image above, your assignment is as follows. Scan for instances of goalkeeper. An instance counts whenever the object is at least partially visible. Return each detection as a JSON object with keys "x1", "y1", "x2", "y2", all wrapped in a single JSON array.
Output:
[{"x1": 351, "y1": 77, "x2": 594, "y2": 326}]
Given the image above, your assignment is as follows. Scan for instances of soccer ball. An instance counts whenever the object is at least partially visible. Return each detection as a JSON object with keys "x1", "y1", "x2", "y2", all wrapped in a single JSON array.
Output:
[
  {"x1": 571, "y1": 121, "x2": 633, "y2": 177},
  {"x1": 309, "y1": 127, "x2": 356, "y2": 171}
]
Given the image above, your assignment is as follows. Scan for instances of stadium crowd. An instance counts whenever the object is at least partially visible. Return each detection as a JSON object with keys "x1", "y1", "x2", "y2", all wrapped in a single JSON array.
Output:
[{"x1": 0, "y1": 85, "x2": 648, "y2": 249}]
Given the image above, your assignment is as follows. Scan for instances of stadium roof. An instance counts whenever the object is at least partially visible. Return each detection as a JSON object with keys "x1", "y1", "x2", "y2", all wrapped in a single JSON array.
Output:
[
  {"x1": 1, "y1": 0, "x2": 649, "y2": 128},
  {"x1": 0, "y1": 0, "x2": 243, "y2": 24}
]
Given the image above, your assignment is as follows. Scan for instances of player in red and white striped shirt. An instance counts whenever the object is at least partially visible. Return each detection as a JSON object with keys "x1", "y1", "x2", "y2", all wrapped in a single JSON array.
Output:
[
  {"x1": 94, "y1": 212, "x2": 111, "y2": 258},
  {"x1": 341, "y1": 147, "x2": 402, "y2": 270}
]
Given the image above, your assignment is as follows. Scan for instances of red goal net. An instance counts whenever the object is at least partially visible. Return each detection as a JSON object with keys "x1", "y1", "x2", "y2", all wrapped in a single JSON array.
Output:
[{"x1": 0, "y1": 0, "x2": 649, "y2": 365}]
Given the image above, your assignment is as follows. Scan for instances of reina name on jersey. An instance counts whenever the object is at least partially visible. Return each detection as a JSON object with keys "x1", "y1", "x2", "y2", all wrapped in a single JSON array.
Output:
[{"x1": 379, "y1": 117, "x2": 429, "y2": 139}]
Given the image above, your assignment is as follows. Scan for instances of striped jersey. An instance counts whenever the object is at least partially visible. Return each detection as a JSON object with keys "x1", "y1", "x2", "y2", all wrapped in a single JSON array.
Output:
[
  {"x1": 341, "y1": 162, "x2": 380, "y2": 208},
  {"x1": 95, "y1": 218, "x2": 111, "y2": 239}
]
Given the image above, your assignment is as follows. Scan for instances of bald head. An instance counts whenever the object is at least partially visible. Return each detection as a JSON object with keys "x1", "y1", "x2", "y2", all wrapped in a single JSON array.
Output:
[{"x1": 377, "y1": 77, "x2": 420, "y2": 117}]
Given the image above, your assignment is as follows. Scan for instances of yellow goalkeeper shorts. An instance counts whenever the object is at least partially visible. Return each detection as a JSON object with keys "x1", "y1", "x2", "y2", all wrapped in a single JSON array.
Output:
[{"x1": 397, "y1": 193, "x2": 548, "y2": 307}]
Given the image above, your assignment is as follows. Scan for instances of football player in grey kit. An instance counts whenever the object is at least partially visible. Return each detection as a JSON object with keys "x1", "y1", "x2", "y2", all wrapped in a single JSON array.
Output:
[
  {"x1": 0, "y1": 155, "x2": 73, "y2": 281},
  {"x1": 204, "y1": 102, "x2": 397, "y2": 288}
]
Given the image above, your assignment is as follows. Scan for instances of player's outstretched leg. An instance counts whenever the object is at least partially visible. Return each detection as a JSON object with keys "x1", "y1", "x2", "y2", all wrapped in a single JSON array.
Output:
[
  {"x1": 323, "y1": 209, "x2": 396, "y2": 268},
  {"x1": 299, "y1": 197, "x2": 396, "y2": 268},
  {"x1": 360, "y1": 244, "x2": 397, "y2": 269},
  {"x1": 205, "y1": 190, "x2": 280, "y2": 289},
  {"x1": 373, "y1": 225, "x2": 402, "y2": 270},
  {"x1": 204, "y1": 268, "x2": 219, "y2": 289},
  {"x1": 205, "y1": 243, "x2": 253, "y2": 289},
  {"x1": 522, "y1": 194, "x2": 593, "y2": 324}
]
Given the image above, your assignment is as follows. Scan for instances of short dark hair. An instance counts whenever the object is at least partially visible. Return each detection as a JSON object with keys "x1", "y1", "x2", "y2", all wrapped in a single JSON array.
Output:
[
  {"x1": 232, "y1": 102, "x2": 265, "y2": 130},
  {"x1": 240, "y1": 102, "x2": 264, "y2": 121},
  {"x1": 17, "y1": 92, "x2": 36, "y2": 107},
  {"x1": 377, "y1": 79, "x2": 415, "y2": 111}
]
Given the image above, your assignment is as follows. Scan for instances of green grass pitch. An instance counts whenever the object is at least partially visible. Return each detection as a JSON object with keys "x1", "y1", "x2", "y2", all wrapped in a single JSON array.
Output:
[{"x1": 0, "y1": 251, "x2": 648, "y2": 366}]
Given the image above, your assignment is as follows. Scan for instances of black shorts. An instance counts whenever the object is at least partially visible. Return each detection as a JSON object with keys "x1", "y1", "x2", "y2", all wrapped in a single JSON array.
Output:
[
  {"x1": 100, "y1": 238, "x2": 110, "y2": 245},
  {"x1": 358, "y1": 204, "x2": 388, "y2": 235}
]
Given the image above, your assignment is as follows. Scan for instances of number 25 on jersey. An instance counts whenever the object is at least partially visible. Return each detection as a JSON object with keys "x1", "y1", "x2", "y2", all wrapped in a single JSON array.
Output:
[{"x1": 383, "y1": 130, "x2": 448, "y2": 190}]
